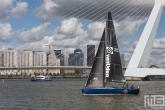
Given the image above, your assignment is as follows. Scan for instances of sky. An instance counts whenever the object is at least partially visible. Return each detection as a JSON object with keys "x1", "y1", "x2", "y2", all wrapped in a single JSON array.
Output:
[{"x1": 0, "y1": 0, "x2": 165, "y2": 67}]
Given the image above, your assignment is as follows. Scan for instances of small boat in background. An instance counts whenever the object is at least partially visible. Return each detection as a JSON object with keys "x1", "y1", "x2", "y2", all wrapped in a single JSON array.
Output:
[{"x1": 31, "y1": 75, "x2": 52, "y2": 81}]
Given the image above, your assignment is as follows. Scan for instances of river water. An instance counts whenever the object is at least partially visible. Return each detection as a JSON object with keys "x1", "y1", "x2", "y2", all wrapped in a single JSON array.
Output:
[{"x1": 0, "y1": 78, "x2": 165, "y2": 110}]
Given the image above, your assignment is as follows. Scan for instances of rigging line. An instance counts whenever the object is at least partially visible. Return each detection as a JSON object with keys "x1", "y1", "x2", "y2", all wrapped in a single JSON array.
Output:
[
  {"x1": 8, "y1": 0, "x2": 152, "y2": 67},
  {"x1": 16, "y1": 0, "x2": 106, "y2": 45},
  {"x1": 48, "y1": 0, "x2": 137, "y2": 49},
  {"x1": 119, "y1": 18, "x2": 152, "y2": 46},
  {"x1": 31, "y1": 0, "x2": 150, "y2": 66},
  {"x1": 8, "y1": 0, "x2": 114, "y2": 47},
  {"x1": 118, "y1": 0, "x2": 154, "y2": 46},
  {"x1": 120, "y1": 2, "x2": 154, "y2": 54},
  {"x1": 114, "y1": 1, "x2": 153, "y2": 42},
  {"x1": 21, "y1": 10, "x2": 147, "y2": 69},
  {"x1": 118, "y1": 0, "x2": 154, "y2": 41},
  {"x1": 44, "y1": 0, "x2": 98, "y2": 20},
  {"x1": 10, "y1": 0, "x2": 118, "y2": 49},
  {"x1": 68, "y1": 1, "x2": 148, "y2": 66},
  {"x1": 16, "y1": 0, "x2": 130, "y2": 56},
  {"x1": 83, "y1": 1, "x2": 154, "y2": 66},
  {"x1": 28, "y1": 0, "x2": 127, "y2": 58},
  {"x1": 45, "y1": 0, "x2": 113, "y2": 30},
  {"x1": 4, "y1": 0, "x2": 152, "y2": 58},
  {"x1": 117, "y1": 2, "x2": 154, "y2": 54},
  {"x1": 80, "y1": 0, "x2": 151, "y2": 50}
]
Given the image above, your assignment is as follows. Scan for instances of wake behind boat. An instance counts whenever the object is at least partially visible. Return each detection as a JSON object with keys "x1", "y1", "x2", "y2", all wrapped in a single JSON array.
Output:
[
  {"x1": 82, "y1": 12, "x2": 140, "y2": 95},
  {"x1": 31, "y1": 75, "x2": 52, "y2": 81}
]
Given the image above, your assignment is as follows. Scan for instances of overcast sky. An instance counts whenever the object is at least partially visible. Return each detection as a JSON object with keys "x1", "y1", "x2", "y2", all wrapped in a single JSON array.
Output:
[{"x1": 0, "y1": 0, "x2": 165, "y2": 67}]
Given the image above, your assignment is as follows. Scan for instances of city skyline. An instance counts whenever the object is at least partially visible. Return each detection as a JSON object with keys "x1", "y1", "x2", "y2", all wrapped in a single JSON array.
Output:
[{"x1": 0, "y1": 0, "x2": 165, "y2": 67}]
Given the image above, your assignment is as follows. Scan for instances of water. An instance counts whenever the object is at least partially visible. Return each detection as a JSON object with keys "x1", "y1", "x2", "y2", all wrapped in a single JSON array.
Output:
[{"x1": 0, "y1": 78, "x2": 165, "y2": 110}]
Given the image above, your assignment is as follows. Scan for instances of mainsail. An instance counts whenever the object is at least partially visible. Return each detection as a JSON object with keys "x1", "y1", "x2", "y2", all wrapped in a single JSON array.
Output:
[
  {"x1": 85, "y1": 11, "x2": 125, "y2": 88},
  {"x1": 105, "y1": 12, "x2": 125, "y2": 83}
]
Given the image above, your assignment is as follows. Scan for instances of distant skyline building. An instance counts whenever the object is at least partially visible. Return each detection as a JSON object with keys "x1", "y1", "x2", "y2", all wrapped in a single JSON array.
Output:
[
  {"x1": 61, "y1": 53, "x2": 68, "y2": 73},
  {"x1": 120, "y1": 54, "x2": 125, "y2": 67},
  {"x1": 54, "y1": 50, "x2": 64, "y2": 66},
  {"x1": 3, "y1": 48, "x2": 18, "y2": 73},
  {"x1": 54, "y1": 50, "x2": 61, "y2": 59},
  {"x1": 87, "y1": 45, "x2": 95, "y2": 66},
  {"x1": 62, "y1": 53, "x2": 68, "y2": 66},
  {"x1": 20, "y1": 50, "x2": 33, "y2": 74},
  {"x1": 69, "y1": 49, "x2": 84, "y2": 73},
  {"x1": 48, "y1": 49, "x2": 60, "y2": 74},
  {"x1": 0, "y1": 51, "x2": 4, "y2": 67},
  {"x1": 34, "y1": 51, "x2": 47, "y2": 73}
]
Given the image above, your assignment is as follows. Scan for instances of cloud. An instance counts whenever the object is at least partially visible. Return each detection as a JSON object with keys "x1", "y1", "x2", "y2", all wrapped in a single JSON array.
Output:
[
  {"x1": 152, "y1": 38, "x2": 165, "y2": 49},
  {"x1": 0, "y1": 0, "x2": 28, "y2": 20},
  {"x1": 0, "y1": 0, "x2": 13, "y2": 20},
  {"x1": 87, "y1": 22, "x2": 105, "y2": 40},
  {"x1": 55, "y1": 17, "x2": 86, "y2": 36},
  {"x1": 11, "y1": 2, "x2": 28, "y2": 18},
  {"x1": 34, "y1": 0, "x2": 153, "y2": 22},
  {"x1": 17, "y1": 17, "x2": 88, "y2": 53},
  {"x1": 120, "y1": 41, "x2": 129, "y2": 46},
  {"x1": 16, "y1": 36, "x2": 53, "y2": 52},
  {"x1": 124, "y1": 37, "x2": 165, "y2": 67},
  {"x1": 16, "y1": 36, "x2": 79, "y2": 55},
  {"x1": 16, "y1": 14, "x2": 148, "y2": 65},
  {"x1": 18, "y1": 23, "x2": 51, "y2": 43},
  {"x1": 53, "y1": 17, "x2": 88, "y2": 46},
  {"x1": 114, "y1": 18, "x2": 147, "y2": 38},
  {"x1": 0, "y1": 22, "x2": 13, "y2": 41},
  {"x1": 34, "y1": 0, "x2": 59, "y2": 22}
]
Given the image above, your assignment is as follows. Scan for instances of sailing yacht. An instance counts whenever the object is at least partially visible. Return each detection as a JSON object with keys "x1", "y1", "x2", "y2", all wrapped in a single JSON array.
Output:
[{"x1": 82, "y1": 12, "x2": 140, "y2": 95}]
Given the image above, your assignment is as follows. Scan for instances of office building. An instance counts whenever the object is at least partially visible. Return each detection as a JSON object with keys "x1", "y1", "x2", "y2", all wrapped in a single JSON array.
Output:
[
  {"x1": 20, "y1": 50, "x2": 33, "y2": 75},
  {"x1": 34, "y1": 51, "x2": 47, "y2": 73},
  {"x1": 3, "y1": 48, "x2": 18, "y2": 73},
  {"x1": 48, "y1": 49, "x2": 60, "y2": 74},
  {"x1": 87, "y1": 45, "x2": 95, "y2": 66},
  {"x1": 0, "y1": 51, "x2": 4, "y2": 67},
  {"x1": 54, "y1": 50, "x2": 63, "y2": 66},
  {"x1": 69, "y1": 49, "x2": 84, "y2": 73},
  {"x1": 62, "y1": 53, "x2": 68, "y2": 66},
  {"x1": 120, "y1": 54, "x2": 125, "y2": 67}
]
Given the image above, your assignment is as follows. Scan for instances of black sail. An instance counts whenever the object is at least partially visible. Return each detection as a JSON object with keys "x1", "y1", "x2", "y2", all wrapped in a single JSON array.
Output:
[
  {"x1": 105, "y1": 12, "x2": 125, "y2": 83},
  {"x1": 85, "y1": 30, "x2": 105, "y2": 88},
  {"x1": 85, "y1": 12, "x2": 125, "y2": 88}
]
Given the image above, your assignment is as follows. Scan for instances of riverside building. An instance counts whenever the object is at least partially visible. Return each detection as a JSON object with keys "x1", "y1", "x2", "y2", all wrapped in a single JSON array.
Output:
[
  {"x1": 3, "y1": 48, "x2": 18, "y2": 74},
  {"x1": 34, "y1": 51, "x2": 47, "y2": 74},
  {"x1": 20, "y1": 50, "x2": 34, "y2": 75}
]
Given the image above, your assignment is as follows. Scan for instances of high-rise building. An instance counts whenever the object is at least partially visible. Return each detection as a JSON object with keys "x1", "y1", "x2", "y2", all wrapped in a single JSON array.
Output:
[
  {"x1": 120, "y1": 54, "x2": 125, "y2": 67},
  {"x1": 54, "y1": 50, "x2": 64, "y2": 66},
  {"x1": 48, "y1": 49, "x2": 60, "y2": 74},
  {"x1": 69, "y1": 49, "x2": 84, "y2": 73},
  {"x1": 3, "y1": 48, "x2": 18, "y2": 73},
  {"x1": 60, "y1": 53, "x2": 68, "y2": 74},
  {"x1": 62, "y1": 53, "x2": 68, "y2": 66},
  {"x1": 87, "y1": 45, "x2": 95, "y2": 66},
  {"x1": 0, "y1": 51, "x2": 4, "y2": 67},
  {"x1": 54, "y1": 50, "x2": 61, "y2": 59},
  {"x1": 34, "y1": 51, "x2": 47, "y2": 73},
  {"x1": 20, "y1": 50, "x2": 33, "y2": 74}
]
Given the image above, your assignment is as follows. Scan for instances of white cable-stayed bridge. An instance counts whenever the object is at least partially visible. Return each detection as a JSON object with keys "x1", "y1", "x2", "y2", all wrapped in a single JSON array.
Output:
[{"x1": 1, "y1": 0, "x2": 164, "y2": 78}]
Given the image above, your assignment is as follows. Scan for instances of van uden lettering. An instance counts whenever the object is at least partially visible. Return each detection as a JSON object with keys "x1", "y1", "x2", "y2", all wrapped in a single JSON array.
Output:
[
  {"x1": 106, "y1": 46, "x2": 112, "y2": 77},
  {"x1": 106, "y1": 54, "x2": 110, "y2": 77}
]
